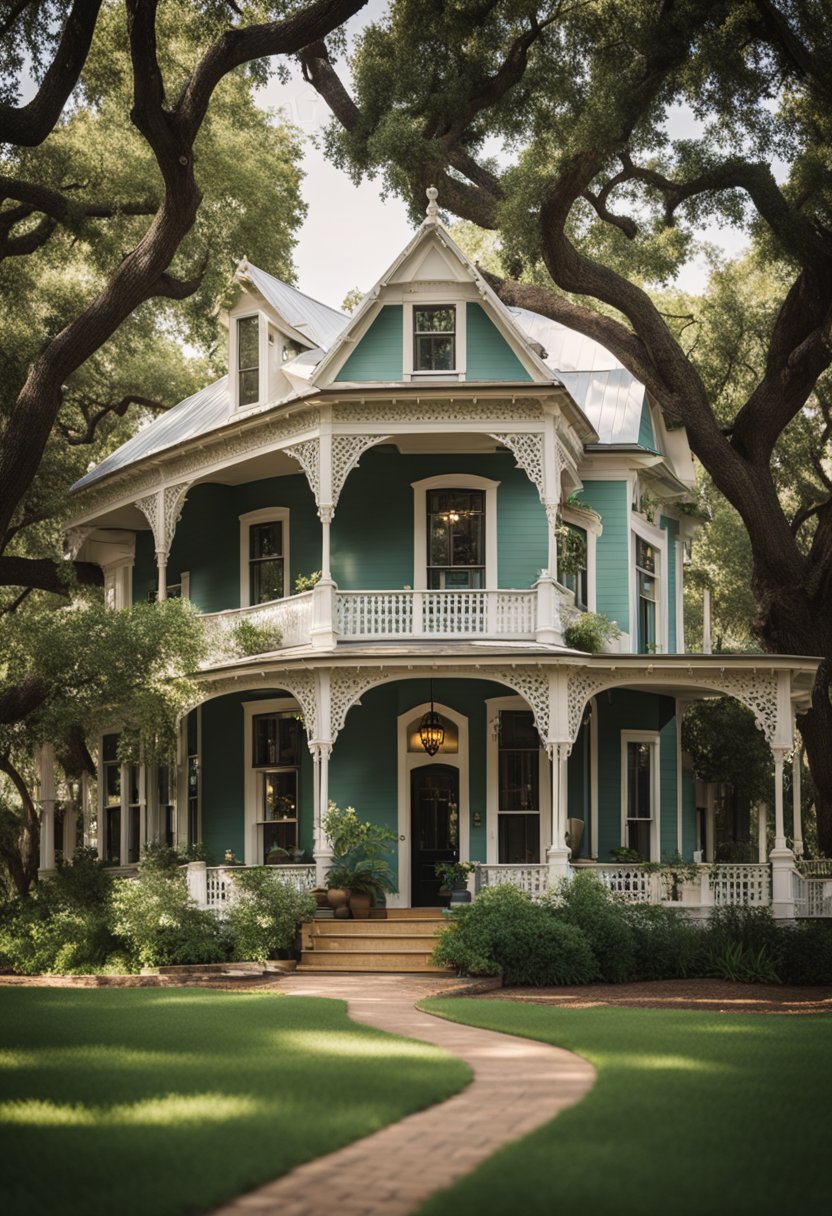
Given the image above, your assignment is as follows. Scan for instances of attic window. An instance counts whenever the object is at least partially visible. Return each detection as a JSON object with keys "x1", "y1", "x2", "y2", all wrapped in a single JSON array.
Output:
[
  {"x1": 414, "y1": 306, "x2": 455, "y2": 372},
  {"x1": 237, "y1": 315, "x2": 259, "y2": 405}
]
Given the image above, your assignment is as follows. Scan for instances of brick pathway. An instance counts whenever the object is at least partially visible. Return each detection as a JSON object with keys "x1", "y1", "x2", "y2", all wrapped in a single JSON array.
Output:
[{"x1": 211, "y1": 973, "x2": 596, "y2": 1216}]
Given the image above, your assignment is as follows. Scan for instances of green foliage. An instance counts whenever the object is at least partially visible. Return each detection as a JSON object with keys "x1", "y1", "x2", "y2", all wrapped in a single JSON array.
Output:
[
  {"x1": 323, "y1": 802, "x2": 398, "y2": 899},
  {"x1": 293, "y1": 571, "x2": 322, "y2": 593},
  {"x1": 563, "y1": 612, "x2": 621, "y2": 654},
  {"x1": 704, "y1": 906, "x2": 783, "y2": 984},
  {"x1": 622, "y1": 903, "x2": 706, "y2": 980},
  {"x1": 545, "y1": 871, "x2": 636, "y2": 983},
  {"x1": 110, "y1": 870, "x2": 224, "y2": 968},
  {"x1": 223, "y1": 869, "x2": 315, "y2": 963},
  {"x1": 780, "y1": 921, "x2": 832, "y2": 985},
  {"x1": 323, "y1": 801, "x2": 370, "y2": 855},
  {"x1": 231, "y1": 619, "x2": 283, "y2": 657},
  {"x1": 555, "y1": 519, "x2": 587, "y2": 576},
  {"x1": 434, "y1": 860, "x2": 476, "y2": 892},
  {"x1": 0, "y1": 849, "x2": 117, "y2": 974},
  {"x1": 433, "y1": 884, "x2": 599, "y2": 985}
]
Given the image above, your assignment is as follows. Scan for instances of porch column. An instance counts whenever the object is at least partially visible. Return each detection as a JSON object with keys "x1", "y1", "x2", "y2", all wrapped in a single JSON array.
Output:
[
  {"x1": 310, "y1": 507, "x2": 338, "y2": 650},
  {"x1": 38, "y1": 744, "x2": 56, "y2": 872},
  {"x1": 546, "y1": 743, "x2": 571, "y2": 879},
  {"x1": 769, "y1": 745, "x2": 796, "y2": 920},
  {"x1": 792, "y1": 746, "x2": 804, "y2": 858},
  {"x1": 757, "y1": 802, "x2": 768, "y2": 864},
  {"x1": 311, "y1": 744, "x2": 333, "y2": 887},
  {"x1": 133, "y1": 483, "x2": 191, "y2": 604}
]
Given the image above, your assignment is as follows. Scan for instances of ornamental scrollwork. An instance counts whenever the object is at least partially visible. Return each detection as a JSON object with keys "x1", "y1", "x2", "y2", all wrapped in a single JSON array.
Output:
[
  {"x1": 334, "y1": 400, "x2": 541, "y2": 426},
  {"x1": 330, "y1": 670, "x2": 387, "y2": 742},
  {"x1": 331, "y1": 435, "x2": 390, "y2": 507},
  {"x1": 490, "y1": 667, "x2": 551, "y2": 744},
  {"x1": 285, "y1": 439, "x2": 321, "y2": 508},
  {"x1": 489, "y1": 432, "x2": 545, "y2": 503}
]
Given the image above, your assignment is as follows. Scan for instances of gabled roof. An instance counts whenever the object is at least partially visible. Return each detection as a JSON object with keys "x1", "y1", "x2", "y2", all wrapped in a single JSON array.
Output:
[{"x1": 240, "y1": 263, "x2": 347, "y2": 351}]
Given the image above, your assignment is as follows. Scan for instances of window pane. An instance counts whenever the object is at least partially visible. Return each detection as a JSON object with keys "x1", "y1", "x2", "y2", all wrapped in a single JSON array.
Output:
[
  {"x1": 414, "y1": 307, "x2": 454, "y2": 333},
  {"x1": 251, "y1": 557, "x2": 283, "y2": 604},
  {"x1": 237, "y1": 316, "x2": 259, "y2": 369},
  {"x1": 498, "y1": 814, "x2": 540, "y2": 864},
  {"x1": 500, "y1": 710, "x2": 539, "y2": 750},
  {"x1": 102, "y1": 733, "x2": 119, "y2": 763},
  {"x1": 128, "y1": 807, "x2": 141, "y2": 865},
  {"x1": 499, "y1": 752, "x2": 539, "y2": 811},
  {"x1": 250, "y1": 522, "x2": 282, "y2": 559},
  {"x1": 253, "y1": 715, "x2": 301, "y2": 767},
  {"x1": 627, "y1": 742, "x2": 651, "y2": 819},
  {"x1": 239, "y1": 368, "x2": 259, "y2": 406},
  {"x1": 105, "y1": 807, "x2": 120, "y2": 863},
  {"x1": 263, "y1": 821, "x2": 298, "y2": 857},
  {"x1": 262, "y1": 771, "x2": 298, "y2": 822}
]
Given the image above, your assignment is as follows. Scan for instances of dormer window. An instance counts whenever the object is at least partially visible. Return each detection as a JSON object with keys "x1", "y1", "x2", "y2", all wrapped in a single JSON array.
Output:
[
  {"x1": 414, "y1": 306, "x2": 455, "y2": 372},
  {"x1": 237, "y1": 315, "x2": 260, "y2": 405}
]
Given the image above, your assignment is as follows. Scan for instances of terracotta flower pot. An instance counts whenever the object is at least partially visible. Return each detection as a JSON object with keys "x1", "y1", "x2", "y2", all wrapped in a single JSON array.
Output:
[
  {"x1": 311, "y1": 888, "x2": 329, "y2": 908},
  {"x1": 326, "y1": 887, "x2": 350, "y2": 909},
  {"x1": 349, "y1": 892, "x2": 372, "y2": 919}
]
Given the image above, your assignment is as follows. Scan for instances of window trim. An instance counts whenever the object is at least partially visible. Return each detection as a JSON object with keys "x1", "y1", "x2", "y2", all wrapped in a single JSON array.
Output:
[
  {"x1": 619, "y1": 730, "x2": 660, "y2": 861},
  {"x1": 485, "y1": 696, "x2": 549, "y2": 865},
  {"x1": 235, "y1": 313, "x2": 262, "y2": 408},
  {"x1": 239, "y1": 508, "x2": 290, "y2": 607},
  {"x1": 630, "y1": 516, "x2": 668, "y2": 654},
  {"x1": 243, "y1": 697, "x2": 302, "y2": 865},
  {"x1": 403, "y1": 302, "x2": 467, "y2": 381},
  {"x1": 411, "y1": 474, "x2": 499, "y2": 591}
]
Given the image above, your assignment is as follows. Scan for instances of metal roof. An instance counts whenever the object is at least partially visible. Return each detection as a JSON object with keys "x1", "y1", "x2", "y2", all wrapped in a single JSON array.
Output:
[
  {"x1": 508, "y1": 307, "x2": 649, "y2": 446},
  {"x1": 71, "y1": 376, "x2": 231, "y2": 492},
  {"x1": 244, "y1": 264, "x2": 347, "y2": 351}
]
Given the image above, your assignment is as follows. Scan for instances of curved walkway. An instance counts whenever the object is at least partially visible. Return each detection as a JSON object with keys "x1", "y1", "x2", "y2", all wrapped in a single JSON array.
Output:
[{"x1": 211, "y1": 973, "x2": 596, "y2": 1216}]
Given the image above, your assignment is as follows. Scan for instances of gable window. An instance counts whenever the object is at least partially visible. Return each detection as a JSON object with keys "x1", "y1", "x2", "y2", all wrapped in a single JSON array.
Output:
[
  {"x1": 237, "y1": 315, "x2": 260, "y2": 406},
  {"x1": 498, "y1": 711, "x2": 541, "y2": 863},
  {"x1": 427, "y1": 489, "x2": 484, "y2": 589},
  {"x1": 240, "y1": 509, "x2": 290, "y2": 606},
  {"x1": 252, "y1": 712, "x2": 302, "y2": 863},
  {"x1": 635, "y1": 536, "x2": 658, "y2": 652},
  {"x1": 414, "y1": 306, "x2": 455, "y2": 372}
]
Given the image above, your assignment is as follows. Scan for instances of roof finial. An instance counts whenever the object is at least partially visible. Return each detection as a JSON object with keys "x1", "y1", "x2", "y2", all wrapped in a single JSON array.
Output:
[{"x1": 425, "y1": 184, "x2": 439, "y2": 223}]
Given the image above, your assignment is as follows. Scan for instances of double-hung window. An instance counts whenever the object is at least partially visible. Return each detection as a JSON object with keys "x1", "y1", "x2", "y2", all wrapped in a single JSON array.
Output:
[
  {"x1": 249, "y1": 520, "x2": 284, "y2": 604},
  {"x1": 413, "y1": 307, "x2": 455, "y2": 372},
  {"x1": 237, "y1": 315, "x2": 260, "y2": 406},
  {"x1": 625, "y1": 740, "x2": 653, "y2": 858},
  {"x1": 497, "y1": 711, "x2": 541, "y2": 863},
  {"x1": 252, "y1": 713, "x2": 302, "y2": 862},
  {"x1": 427, "y1": 489, "x2": 485, "y2": 589},
  {"x1": 558, "y1": 523, "x2": 588, "y2": 609}
]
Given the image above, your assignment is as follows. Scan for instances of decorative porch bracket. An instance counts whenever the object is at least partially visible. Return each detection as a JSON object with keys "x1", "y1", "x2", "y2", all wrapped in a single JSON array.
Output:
[
  {"x1": 490, "y1": 427, "x2": 562, "y2": 576},
  {"x1": 133, "y1": 482, "x2": 192, "y2": 601}
]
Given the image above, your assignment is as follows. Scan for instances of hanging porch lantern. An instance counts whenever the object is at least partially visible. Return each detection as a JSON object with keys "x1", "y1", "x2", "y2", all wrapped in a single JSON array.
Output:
[{"x1": 419, "y1": 682, "x2": 445, "y2": 756}]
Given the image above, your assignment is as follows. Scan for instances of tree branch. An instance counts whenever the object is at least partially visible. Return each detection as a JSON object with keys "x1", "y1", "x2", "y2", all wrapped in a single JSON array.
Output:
[
  {"x1": 57, "y1": 394, "x2": 169, "y2": 447},
  {"x1": 0, "y1": 556, "x2": 103, "y2": 594},
  {"x1": 0, "y1": 1, "x2": 104, "y2": 146},
  {"x1": 0, "y1": 676, "x2": 48, "y2": 726}
]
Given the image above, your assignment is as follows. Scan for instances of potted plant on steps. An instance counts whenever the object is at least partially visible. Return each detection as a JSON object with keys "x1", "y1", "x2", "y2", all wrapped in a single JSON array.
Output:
[
  {"x1": 323, "y1": 802, "x2": 399, "y2": 919},
  {"x1": 435, "y1": 860, "x2": 476, "y2": 907}
]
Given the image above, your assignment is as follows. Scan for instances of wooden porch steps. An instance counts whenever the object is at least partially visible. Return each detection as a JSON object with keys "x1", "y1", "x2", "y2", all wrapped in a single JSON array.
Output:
[{"x1": 298, "y1": 908, "x2": 453, "y2": 974}]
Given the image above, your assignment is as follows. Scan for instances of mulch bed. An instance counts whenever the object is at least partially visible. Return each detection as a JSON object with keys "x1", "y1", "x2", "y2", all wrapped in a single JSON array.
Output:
[{"x1": 478, "y1": 978, "x2": 832, "y2": 1015}]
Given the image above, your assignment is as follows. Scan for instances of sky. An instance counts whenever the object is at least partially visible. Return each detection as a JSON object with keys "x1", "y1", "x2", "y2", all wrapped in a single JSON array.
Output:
[{"x1": 257, "y1": 9, "x2": 749, "y2": 311}]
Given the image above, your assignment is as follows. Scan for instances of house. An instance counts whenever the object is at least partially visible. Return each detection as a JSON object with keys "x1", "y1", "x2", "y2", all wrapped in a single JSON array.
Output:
[{"x1": 60, "y1": 188, "x2": 821, "y2": 919}]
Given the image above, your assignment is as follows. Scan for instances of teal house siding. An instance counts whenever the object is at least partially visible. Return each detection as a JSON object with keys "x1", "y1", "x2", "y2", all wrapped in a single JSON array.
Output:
[
  {"x1": 594, "y1": 691, "x2": 678, "y2": 860},
  {"x1": 681, "y1": 767, "x2": 698, "y2": 857},
  {"x1": 660, "y1": 515, "x2": 679, "y2": 652},
  {"x1": 335, "y1": 305, "x2": 403, "y2": 381},
  {"x1": 466, "y1": 304, "x2": 531, "y2": 381},
  {"x1": 638, "y1": 399, "x2": 658, "y2": 451},
  {"x1": 577, "y1": 480, "x2": 630, "y2": 633},
  {"x1": 332, "y1": 447, "x2": 546, "y2": 590}
]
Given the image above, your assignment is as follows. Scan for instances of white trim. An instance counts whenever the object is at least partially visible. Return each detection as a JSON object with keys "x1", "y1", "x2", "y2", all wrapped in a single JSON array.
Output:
[
  {"x1": 590, "y1": 696, "x2": 599, "y2": 858},
  {"x1": 242, "y1": 697, "x2": 300, "y2": 865},
  {"x1": 180, "y1": 571, "x2": 190, "y2": 601},
  {"x1": 402, "y1": 301, "x2": 466, "y2": 381},
  {"x1": 676, "y1": 698, "x2": 684, "y2": 854},
  {"x1": 396, "y1": 701, "x2": 469, "y2": 909},
  {"x1": 675, "y1": 538, "x2": 685, "y2": 653},
  {"x1": 239, "y1": 507, "x2": 290, "y2": 607},
  {"x1": 230, "y1": 311, "x2": 265, "y2": 411},
  {"x1": 411, "y1": 473, "x2": 499, "y2": 591},
  {"x1": 484, "y1": 696, "x2": 549, "y2": 865},
  {"x1": 620, "y1": 730, "x2": 661, "y2": 861},
  {"x1": 631, "y1": 514, "x2": 668, "y2": 654}
]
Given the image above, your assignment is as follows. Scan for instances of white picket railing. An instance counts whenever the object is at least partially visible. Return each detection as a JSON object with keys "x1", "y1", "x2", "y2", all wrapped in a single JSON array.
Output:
[
  {"x1": 593, "y1": 864, "x2": 660, "y2": 903},
  {"x1": 797, "y1": 859, "x2": 832, "y2": 878},
  {"x1": 195, "y1": 864, "x2": 316, "y2": 912},
  {"x1": 793, "y1": 871, "x2": 832, "y2": 917},
  {"x1": 201, "y1": 592, "x2": 315, "y2": 665},
  {"x1": 709, "y1": 863, "x2": 770, "y2": 906},
  {"x1": 336, "y1": 589, "x2": 538, "y2": 640},
  {"x1": 475, "y1": 863, "x2": 551, "y2": 897}
]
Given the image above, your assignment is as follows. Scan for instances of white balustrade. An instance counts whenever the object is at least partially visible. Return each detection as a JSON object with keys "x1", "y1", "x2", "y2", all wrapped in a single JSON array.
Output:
[
  {"x1": 797, "y1": 859, "x2": 832, "y2": 878},
  {"x1": 201, "y1": 864, "x2": 317, "y2": 913},
  {"x1": 201, "y1": 592, "x2": 315, "y2": 666},
  {"x1": 336, "y1": 588, "x2": 539, "y2": 640},
  {"x1": 475, "y1": 864, "x2": 550, "y2": 897},
  {"x1": 709, "y1": 863, "x2": 771, "y2": 906},
  {"x1": 593, "y1": 864, "x2": 659, "y2": 902},
  {"x1": 793, "y1": 871, "x2": 832, "y2": 917}
]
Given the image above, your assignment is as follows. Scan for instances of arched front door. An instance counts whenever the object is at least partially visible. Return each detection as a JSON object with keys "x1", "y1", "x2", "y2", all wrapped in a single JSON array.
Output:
[{"x1": 410, "y1": 764, "x2": 459, "y2": 907}]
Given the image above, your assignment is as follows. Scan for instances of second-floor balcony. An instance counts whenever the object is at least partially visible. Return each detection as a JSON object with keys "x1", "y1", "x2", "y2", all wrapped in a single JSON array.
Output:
[{"x1": 200, "y1": 579, "x2": 582, "y2": 666}]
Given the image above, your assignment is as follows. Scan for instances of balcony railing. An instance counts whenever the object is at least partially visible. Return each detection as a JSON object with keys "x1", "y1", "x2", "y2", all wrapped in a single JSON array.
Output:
[
  {"x1": 200, "y1": 578, "x2": 580, "y2": 664},
  {"x1": 186, "y1": 862, "x2": 317, "y2": 911}
]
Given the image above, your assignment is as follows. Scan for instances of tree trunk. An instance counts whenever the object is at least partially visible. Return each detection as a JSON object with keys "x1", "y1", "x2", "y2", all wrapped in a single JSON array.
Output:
[{"x1": 0, "y1": 756, "x2": 40, "y2": 896}]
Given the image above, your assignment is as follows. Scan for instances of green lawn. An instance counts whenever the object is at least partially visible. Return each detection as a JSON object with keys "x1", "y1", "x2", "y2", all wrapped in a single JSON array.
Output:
[
  {"x1": 417, "y1": 998, "x2": 831, "y2": 1216},
  {"x1": 0, "y1": 988, "x2": 470, "y2": 1216}
]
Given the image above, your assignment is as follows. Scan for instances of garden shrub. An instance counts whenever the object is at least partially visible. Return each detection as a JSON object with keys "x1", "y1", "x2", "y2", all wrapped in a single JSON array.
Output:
[
  {"x1": 224, "y1": 869, "x2": 315, "y2": 962},
  {"x1": 780, "y1": 920, "x2": 832, "y2": 985},
  {"x1": 0, "y1": 849, "x2": 117, "y2": 974},
  {"x1": 546, "y1": 871, "x2": 637, "y2": 983},
  {"x1": 704, "y1": 906, "x2": 783, "y2": 983},
  {"x1": 622, "y1": 903, "x2": 706, "y2": 980},
  {"x1": 111, "y1": 869, "x2": 224, "y2": 968},
  {"x1": 433, "y1": 884, "x2": 598, "y2": 985}
]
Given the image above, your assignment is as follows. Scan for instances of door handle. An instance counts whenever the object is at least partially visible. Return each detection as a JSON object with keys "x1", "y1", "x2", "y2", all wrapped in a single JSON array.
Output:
[{"x1": 399, "y1": 834, "x2": 405, "y2": 840}]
